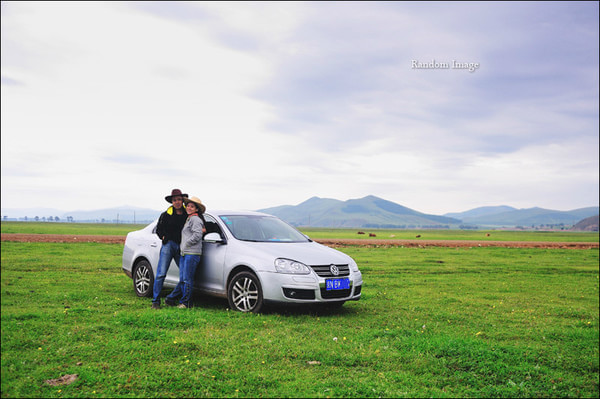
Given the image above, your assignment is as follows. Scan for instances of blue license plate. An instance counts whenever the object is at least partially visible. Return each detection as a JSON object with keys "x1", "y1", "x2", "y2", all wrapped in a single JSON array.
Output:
[{"x1": 326, "y1": 278, "x2": 350, "y2": 290}]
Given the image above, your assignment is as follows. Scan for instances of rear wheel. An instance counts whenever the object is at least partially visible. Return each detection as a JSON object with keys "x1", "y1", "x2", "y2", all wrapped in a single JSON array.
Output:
[
  {"x1": 133, "y1": 260, "x2": 154, "y2": 297},
  {"x1": 228, "y1": 271, "x2": 263, "y2": 313}
]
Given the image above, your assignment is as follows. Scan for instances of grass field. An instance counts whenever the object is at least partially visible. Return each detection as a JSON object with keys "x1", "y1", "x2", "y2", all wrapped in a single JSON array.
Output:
[
  {"x1": 2, "y1": 221, "x2": 598, "y2": 243},
  {"x1": 300, "y1": 228, "x2": 599, "y2": 243},
  {"x1": 1, "y1": 224, "x2": 599, "y2": 397},
  {"x1": 0, "y1": 222, "x2": 146, "y2": 236}
]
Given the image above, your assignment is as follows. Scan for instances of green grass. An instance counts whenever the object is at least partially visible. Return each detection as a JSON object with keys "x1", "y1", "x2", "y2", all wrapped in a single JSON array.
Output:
[
  {"x1": 1, "y1": 236, "x2": 598, "y2": 397},
  {"x1": 1, "y1": 221, "x2": 147, "y2": 235},
  {"x1": 300, "y1": 228, "x2": 599, "y2": 242}
]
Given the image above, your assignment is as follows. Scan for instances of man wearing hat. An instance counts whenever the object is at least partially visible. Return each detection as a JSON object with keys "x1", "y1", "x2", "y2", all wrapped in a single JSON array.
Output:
[
  {"x1": 151, "y1": 189, "x2": 189, "y2": 309},
  {"x1": 165, "y1": 196, "x2": 206, "y2": 309}
]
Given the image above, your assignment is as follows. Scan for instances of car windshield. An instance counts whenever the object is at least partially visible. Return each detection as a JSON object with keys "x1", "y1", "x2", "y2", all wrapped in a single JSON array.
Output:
[{"x1": 219, "y1": 215, "x2": 310, "y2": 243}]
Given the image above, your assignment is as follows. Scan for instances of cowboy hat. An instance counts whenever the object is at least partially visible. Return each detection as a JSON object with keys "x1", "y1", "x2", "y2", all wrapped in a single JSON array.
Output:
[
  {"x1": 184, "y1": 196, "x2": 206, "y2": 214},
  {"x1": 165, "y1": 188, "x2": 189, "y2": 203}
]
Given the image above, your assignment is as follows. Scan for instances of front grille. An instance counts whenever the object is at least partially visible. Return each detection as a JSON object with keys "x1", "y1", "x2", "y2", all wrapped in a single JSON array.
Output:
[
  {"x1": 310, "y1": 264, "x2": 350, "y2": 277},
  {"x1": 321, "y1": 288, "x2": 352, "y2": 299}
]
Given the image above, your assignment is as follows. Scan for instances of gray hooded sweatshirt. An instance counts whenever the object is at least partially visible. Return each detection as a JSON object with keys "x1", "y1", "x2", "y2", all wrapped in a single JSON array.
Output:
[{"x1": 180, "y1": 214, "x2": 205, "y2": 255}]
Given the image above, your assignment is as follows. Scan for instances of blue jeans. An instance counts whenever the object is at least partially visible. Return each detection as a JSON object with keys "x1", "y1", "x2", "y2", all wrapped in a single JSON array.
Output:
[
  {"x1": 166, "y1": 254, "x2": 201, "y2": 307},
  {"x1": 152, "y1": 240, "x2": 181, "y2": 304}
]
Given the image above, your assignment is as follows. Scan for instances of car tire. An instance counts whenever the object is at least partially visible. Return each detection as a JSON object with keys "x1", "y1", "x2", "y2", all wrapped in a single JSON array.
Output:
[
  {"x1": 228, "y1": 271, "x2": 263, "y2": 313},
  {"x1": 133, "y1": 260, "x2": 154, "y2": 298}
]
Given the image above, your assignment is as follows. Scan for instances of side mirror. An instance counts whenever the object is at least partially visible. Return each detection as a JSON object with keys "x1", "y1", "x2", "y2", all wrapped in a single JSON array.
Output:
[{"x1": 204, "y1": 232, "x2": 225, "y2": 244}]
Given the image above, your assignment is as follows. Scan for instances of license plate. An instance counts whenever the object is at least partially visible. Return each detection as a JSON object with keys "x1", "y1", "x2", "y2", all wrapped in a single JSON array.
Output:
[{"x1": 326, "y1": 278, "x2": 350, "y2": 290}]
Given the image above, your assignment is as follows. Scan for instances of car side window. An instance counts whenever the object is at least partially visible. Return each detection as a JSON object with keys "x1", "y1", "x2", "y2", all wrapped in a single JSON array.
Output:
[{"x1": 204, "y1": 215, "x2": 223, "y2": 237}]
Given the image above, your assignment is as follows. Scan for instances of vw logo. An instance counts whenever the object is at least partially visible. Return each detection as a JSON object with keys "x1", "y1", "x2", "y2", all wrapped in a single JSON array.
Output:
[{"x1": 329, "y1": 264, "x2": 339, "y2": 276}]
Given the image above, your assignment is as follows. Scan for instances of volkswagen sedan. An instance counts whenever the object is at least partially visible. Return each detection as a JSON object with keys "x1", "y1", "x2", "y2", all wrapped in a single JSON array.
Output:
[{"x1": 122, "y1": 210, "x2": 362, "y2": 312}]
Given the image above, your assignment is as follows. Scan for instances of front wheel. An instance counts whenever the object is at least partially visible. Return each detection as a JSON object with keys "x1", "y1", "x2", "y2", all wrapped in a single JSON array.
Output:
[
  {"x1": 228, "y1": 271, "x2": 263, "y2": 313},
  {"x1": 133, "y1": 260, "x2": 154, "y2": 297}
]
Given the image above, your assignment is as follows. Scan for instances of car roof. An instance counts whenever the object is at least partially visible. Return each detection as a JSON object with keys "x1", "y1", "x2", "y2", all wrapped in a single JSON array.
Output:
[{"x1": 205, "y1": 210, "x2": 274, "y2": 218}]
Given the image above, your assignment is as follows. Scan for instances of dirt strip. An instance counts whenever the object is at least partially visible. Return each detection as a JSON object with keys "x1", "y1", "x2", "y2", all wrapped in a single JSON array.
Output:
[{"x1": 1, "y1": 233, "x2": 598, "y2": 249}]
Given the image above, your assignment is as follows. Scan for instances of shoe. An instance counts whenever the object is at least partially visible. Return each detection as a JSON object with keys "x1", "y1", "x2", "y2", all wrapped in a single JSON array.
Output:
[
  {"x1": 177, "y1": 303, "x2": 187, "y2": 309},
  {"x1": 165, "y1": 298, "x2": 177, "y2": 307},
  {"x1": 151, "y1": 302, "x2": 160, "y2": 310}
]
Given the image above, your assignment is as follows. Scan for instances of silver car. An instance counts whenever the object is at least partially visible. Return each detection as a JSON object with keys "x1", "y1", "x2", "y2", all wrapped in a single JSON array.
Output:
[{"x1": 122, "y1": 210, "x2": 363, "y2": 312}]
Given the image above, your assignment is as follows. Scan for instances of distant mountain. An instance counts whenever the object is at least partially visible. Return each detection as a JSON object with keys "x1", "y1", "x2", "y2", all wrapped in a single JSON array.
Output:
[
  {"x1": 457, "y1": 206, "x2": 600, "y2": 227},
  {"x1": 259, "y1": 195, "x2": 461, "y2": 228},
  {"x1": 571, "y1": 215, "x2": 599, "y2": 232},
  {"x1": 264, "y1": 197, "x2": 344, "y2": 224},
  {"x1": 3, "y1": 199, "x2": 598, "y2": 228},
  {"x1": 445, "y1": 206, "x2": 517, "y2": 220},
  {"x1": 258, "y1": 197, "x2": 599, "y2": 229}
]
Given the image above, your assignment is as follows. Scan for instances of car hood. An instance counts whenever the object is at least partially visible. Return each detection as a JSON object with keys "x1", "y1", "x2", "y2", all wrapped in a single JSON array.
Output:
[{"x1": 234, "y1": 240, "x2": 352, "y2": 266}]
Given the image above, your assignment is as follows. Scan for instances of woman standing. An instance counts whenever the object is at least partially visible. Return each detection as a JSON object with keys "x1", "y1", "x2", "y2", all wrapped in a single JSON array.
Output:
[{"x1": 165, "y1": 196, "x2": 206, "y2": 309}]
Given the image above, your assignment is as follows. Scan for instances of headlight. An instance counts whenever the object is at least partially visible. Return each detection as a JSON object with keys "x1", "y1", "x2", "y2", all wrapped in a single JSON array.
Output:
[
  {"x1": 349, "y1": 259, "x2": 359, "y2": 273},
  {"x1": 274, "y1": 258, "x2": 310, "y2": 274}
]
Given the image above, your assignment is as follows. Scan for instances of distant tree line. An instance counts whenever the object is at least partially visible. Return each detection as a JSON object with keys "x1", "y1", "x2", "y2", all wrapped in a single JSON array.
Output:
[
  {"x1": 1, "y1": 216, "x2": 148, "y2": 223},
  {"x1": 3, "y1": 215, "x2": 63, "y2": 222},
  {"x1": 2, "y1": 215, "x2": 73, "y2": 222},
  {"x1": 514, "y1": 223, "x2": 569, "y2": 230},
  {"x1": 363, "y1": 224, "x2": 455, "y2": 229}
]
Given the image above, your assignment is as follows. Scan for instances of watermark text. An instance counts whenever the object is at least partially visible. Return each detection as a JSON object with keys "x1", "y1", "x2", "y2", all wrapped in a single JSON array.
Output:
[{"x1": 411, "y1": 59, "x2": 480, "y2": 73}]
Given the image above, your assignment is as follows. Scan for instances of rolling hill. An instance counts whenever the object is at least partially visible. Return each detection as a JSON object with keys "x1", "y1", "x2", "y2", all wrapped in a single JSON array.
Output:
[
  {"x1": 258, "y1": 195, "x2": 461, "y2": 228},
  {"x1": 571, "y1": 215, "x2": 599, "y2": 231},
  {"x1": 448, "y1": 206, "x2": 599, "y2": 228}
]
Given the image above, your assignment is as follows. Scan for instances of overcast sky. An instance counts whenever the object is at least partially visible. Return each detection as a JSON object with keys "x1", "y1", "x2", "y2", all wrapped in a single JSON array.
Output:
[{"x1": 1, "y1": 1, "x2": 598, "y2": 215}]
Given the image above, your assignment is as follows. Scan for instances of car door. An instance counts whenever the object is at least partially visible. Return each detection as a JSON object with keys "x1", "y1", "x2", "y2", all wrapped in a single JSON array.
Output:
[{"x1": 196, "y1": 214, "x2": 227, "y2": 295}]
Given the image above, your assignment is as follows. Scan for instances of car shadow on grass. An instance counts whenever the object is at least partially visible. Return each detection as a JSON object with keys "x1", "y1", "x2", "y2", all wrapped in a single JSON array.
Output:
[
  {"x1": 264, "y1": 303, "x2": 360, "y2": 317},
  {"x1": 189, "y1": 293, "x2": 359, "y2": 317}
]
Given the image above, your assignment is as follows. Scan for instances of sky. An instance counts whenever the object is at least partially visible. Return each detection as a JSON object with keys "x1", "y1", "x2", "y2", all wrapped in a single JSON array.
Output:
[{"x1": 1, "y1": 1, "x2": 598, "y2": 215}]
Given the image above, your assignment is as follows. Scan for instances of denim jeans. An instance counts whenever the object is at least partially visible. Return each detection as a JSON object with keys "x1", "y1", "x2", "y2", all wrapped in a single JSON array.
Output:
[
  {"x1": 167, "y1": 254, "x2": 201, "y2": 307},
  {"x1": 152, "y1": 240, "x2": 181, "y2": 304}
]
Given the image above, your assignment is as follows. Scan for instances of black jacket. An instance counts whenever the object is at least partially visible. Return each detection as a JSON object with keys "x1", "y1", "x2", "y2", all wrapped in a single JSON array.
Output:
[{"x1": 155, "y1": 206, "x2": 188, "y2": 244}]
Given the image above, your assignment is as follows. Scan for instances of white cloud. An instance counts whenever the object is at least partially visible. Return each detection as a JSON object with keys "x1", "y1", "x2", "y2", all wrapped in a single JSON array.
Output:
[{"x1": 1, "y1": 1, "x2": 598, "y2": 215}]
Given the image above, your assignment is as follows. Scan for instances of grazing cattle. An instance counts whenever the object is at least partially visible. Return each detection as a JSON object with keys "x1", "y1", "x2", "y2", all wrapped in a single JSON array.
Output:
[
  {"x1": 390, "y1": 234, "x2": 396, "y2": 238},
  {"x1": 486, "y1": 233, "x2": 490, "y2": 237},
  {"x1": 415, "y1": 234, "x2": 421, "y2": 238},
  {"x1": 357, "y1": 231, "x2": 365, "y2": 235},
  {"x1": 369, "y1": 233, "x2": 376, "y2": 237}
]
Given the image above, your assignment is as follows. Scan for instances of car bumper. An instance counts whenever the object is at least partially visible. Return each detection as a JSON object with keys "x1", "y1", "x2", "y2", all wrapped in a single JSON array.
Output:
[{"x1": 259, "y1": 271, "x2": 362, "y2": 303}]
